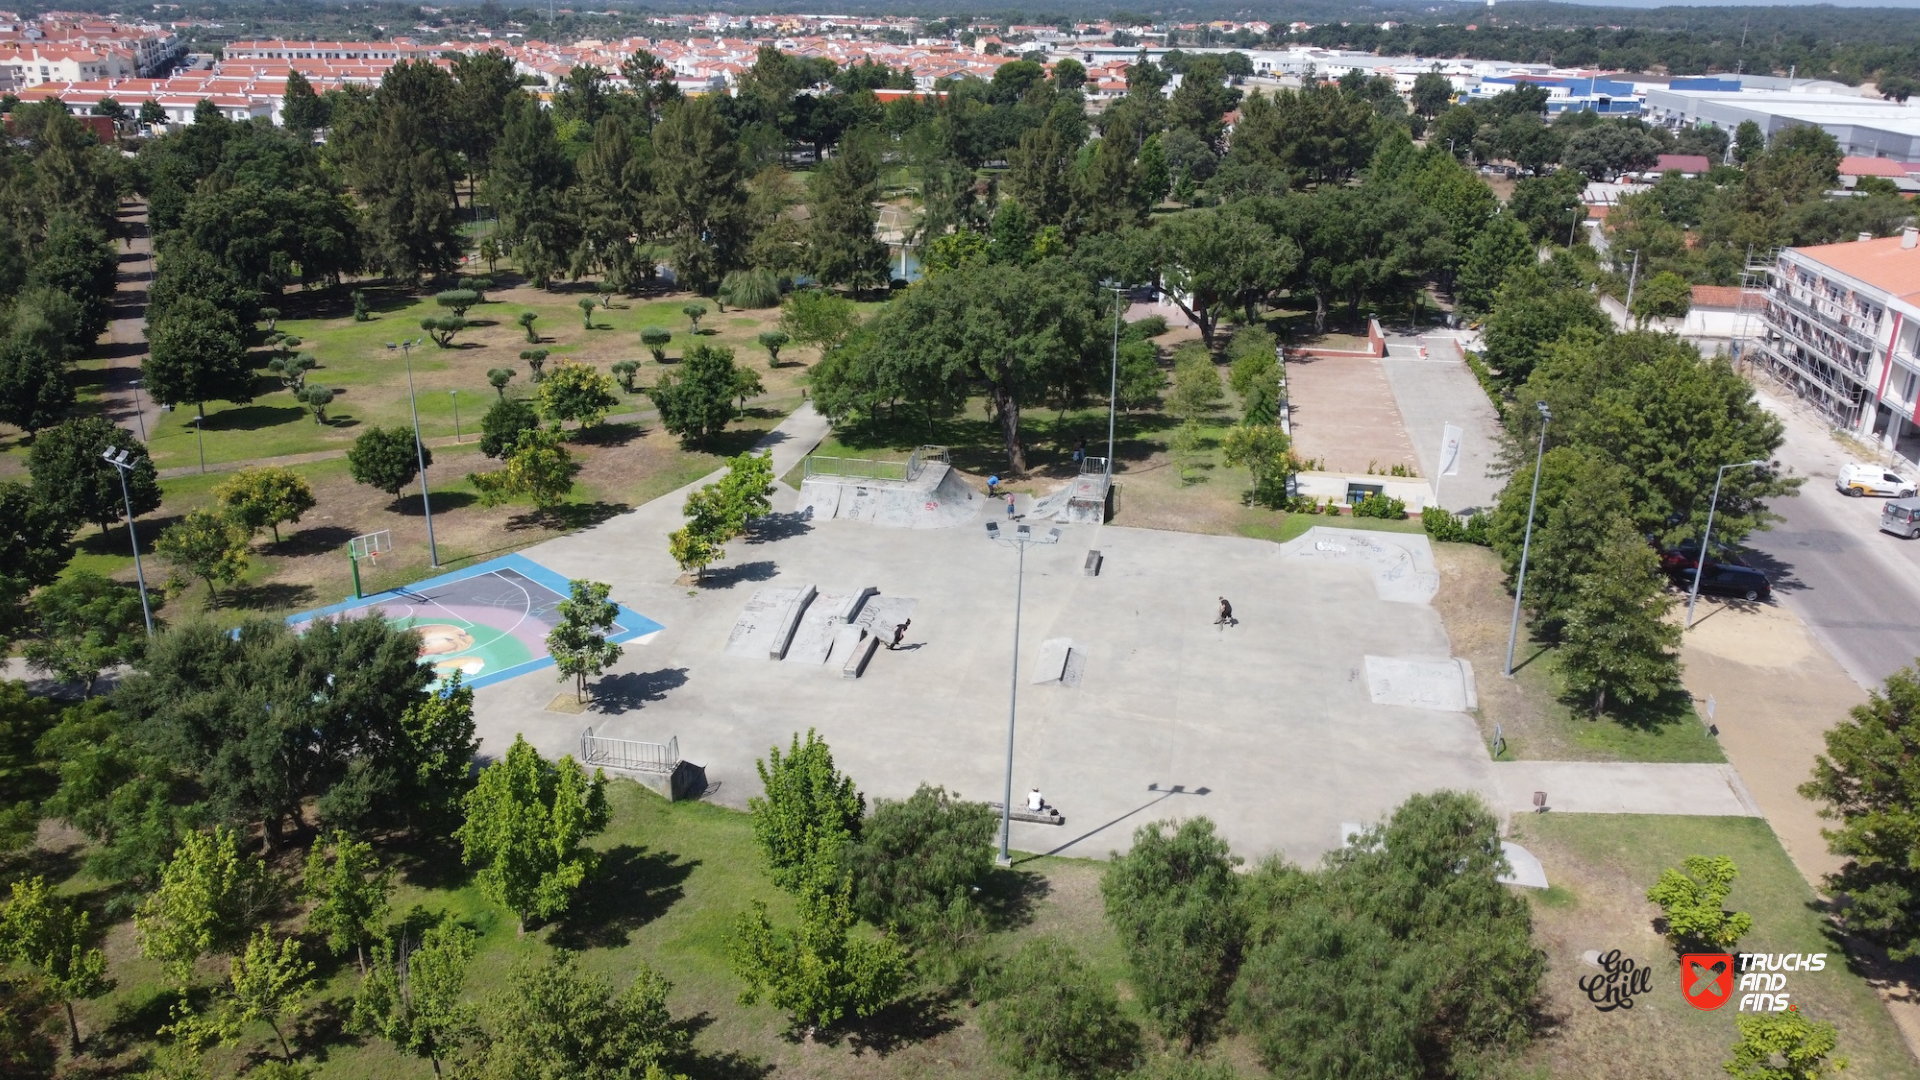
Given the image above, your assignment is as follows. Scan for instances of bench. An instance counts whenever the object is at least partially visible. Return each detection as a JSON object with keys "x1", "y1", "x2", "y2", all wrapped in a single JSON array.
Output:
[
  {"x1": 1084, "y1": 550, "x2": 1102, "y2": 577},
  {"x1": 988, "y1": 801, "x2": 1065, "y2": 825}
]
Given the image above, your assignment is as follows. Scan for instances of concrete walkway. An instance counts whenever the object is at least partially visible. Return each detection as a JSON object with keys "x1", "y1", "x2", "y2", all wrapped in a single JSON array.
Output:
[
  {"x1": 1490, "y1": 760, "x2": 1762, "y2": 817},
  {"x1": 1380, "y1": 335, "x2": 1505, "y2": 516}
]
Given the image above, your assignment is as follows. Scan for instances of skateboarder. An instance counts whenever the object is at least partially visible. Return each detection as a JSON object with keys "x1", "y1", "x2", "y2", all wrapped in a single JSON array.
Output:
[
  {"x1": 1216, "y1": 596, "x2": 1234, "y2": 629},
  {"x1": 1006, "y1": 492, "x2": 1017, "y2": 520},
  {"x1": 889, "y1": 619, "x2": 910, "y2": 650}
]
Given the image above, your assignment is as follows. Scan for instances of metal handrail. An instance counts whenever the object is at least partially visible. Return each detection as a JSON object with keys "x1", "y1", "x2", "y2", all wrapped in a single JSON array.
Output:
[
  {"x1": 803, "y1": 455, "x2": 910, "y2": 481},
  {"x1": 580, "y1": 728, "x2": 680, "y2": 774}
]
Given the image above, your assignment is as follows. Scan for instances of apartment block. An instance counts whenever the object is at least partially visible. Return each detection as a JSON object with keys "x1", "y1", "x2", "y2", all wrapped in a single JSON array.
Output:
[{"x1": 1751, "y1": 230, "x2": 1920, "y2": 460}]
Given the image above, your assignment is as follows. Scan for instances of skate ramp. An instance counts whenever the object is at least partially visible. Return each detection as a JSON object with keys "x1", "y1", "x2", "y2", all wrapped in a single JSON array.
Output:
[
  {"x1": 1029, "y1": 471, "x2": 1111, "y2": 525},
  {"x1": 1363, "y1": 656, "x2": 1477, "y2": 712},
  {"x1": 797, "y1": 463, "x2": 981, "y2": 529},
  {"x1": 1275, "y1": 527, "x2": 1439, "y2": 603}
]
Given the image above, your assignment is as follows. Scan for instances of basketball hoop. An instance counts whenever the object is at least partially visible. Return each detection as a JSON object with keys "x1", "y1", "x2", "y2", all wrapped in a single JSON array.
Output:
[{"x1": 347, "y1": 530, "x2": 392, "y2": 598}]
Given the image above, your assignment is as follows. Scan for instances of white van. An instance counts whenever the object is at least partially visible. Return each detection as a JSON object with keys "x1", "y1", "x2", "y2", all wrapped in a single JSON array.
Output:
[{"x1": 1838, "y1": 463, "x2": 1917, "y2": 498}]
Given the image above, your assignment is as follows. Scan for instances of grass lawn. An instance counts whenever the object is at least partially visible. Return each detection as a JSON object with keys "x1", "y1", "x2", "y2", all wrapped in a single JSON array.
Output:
[
  {"x1": 54, "y1": 778, "x2": 1144, "y2": 1080},
  {"x1": 1434, "y1": 544, "x2": 1725, "y2": 765},
  {"x1": 1505, "y1": 813, "x2": 1919, "y2": 1080},
  {"x1": 61, "y1": 402, "x2": 780, "y2": 626},
  {"x1": 139, "y1": 277, "x2": 811, "y2": 472}
]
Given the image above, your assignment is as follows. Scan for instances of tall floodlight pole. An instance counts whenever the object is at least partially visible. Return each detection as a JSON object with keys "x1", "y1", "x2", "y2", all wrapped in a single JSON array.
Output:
[
  {"x1": 129, "y1": 379, "x2": 148, "y2": 441},
  {"x1": 101, "y1": 448, "x2": 155, "y2": 638},
  {"x1": 387, "y1": 339, "x2": 440, "y2": 568},
  {"x1": 985, "y1": 521, "x2": 1050, "y2": 865},
  {"x1": 1623, "y1": 249, "x2": 1642, "y2": 323},
  {"x1": 1102, "y1": 280, "x2": 1125, "y2": 476},
  {"x1": 1688, "y1": 460, "x2": 1768, "y2": 627},
  {"x1": 1504, "y1": 402, "x2": 1552, "y2": 677}
]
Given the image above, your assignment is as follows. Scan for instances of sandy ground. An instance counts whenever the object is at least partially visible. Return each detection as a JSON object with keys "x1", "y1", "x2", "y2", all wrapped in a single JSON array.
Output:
[{"x1": 1283, "y1": 352, "x2": 1421, "y2": 475}]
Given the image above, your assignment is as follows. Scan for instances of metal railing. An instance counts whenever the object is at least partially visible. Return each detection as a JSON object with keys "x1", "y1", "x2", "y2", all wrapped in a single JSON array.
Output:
[
  {"x1": 580, "y1": 729, "x2": 680, "y2": 775},
  {"x1": 804, "y1": 445, "x2": 948, "y2": 483}
]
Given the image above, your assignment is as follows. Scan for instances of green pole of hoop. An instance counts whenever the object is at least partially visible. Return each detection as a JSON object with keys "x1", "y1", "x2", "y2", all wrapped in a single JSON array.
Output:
[{"x1": 350, "y1": 551, "x2": 363, "y2": 599}]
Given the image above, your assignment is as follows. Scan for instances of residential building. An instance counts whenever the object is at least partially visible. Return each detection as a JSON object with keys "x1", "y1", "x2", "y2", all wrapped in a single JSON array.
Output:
[{"x1": 1748, "y1": 230, "x2": 1920, "y2": 459}]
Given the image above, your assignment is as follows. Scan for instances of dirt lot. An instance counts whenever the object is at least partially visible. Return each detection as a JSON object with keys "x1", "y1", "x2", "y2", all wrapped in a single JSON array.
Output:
[{"x1": 1284, "y1": 352, "x2": 1421, "y2": 475}]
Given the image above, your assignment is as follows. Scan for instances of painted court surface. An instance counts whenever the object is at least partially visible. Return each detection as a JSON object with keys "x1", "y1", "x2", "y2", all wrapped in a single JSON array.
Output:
[{"x1": 286, "y1": 553, "x2": 663, "y2": 690}]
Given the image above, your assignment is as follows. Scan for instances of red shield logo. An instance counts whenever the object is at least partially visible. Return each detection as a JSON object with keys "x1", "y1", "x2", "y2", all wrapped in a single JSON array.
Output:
[{"x1": 1682, "y1": 954, "x2": 1735, "y2": 1010}]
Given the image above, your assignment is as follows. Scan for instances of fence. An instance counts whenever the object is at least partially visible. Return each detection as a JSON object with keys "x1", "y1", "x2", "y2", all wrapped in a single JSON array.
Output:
[
  {"x1": 580, "y1": 729, "x2": 680, "y2": 775},
  {"x1": 803, "y1": 445, "x2": 949, "y2": 483}
]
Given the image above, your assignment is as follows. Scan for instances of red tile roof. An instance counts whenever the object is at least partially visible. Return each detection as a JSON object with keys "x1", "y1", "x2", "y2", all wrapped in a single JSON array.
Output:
[
  {"x1": 1656, "y1": 154, "x2": 1710, "y2": 174},
  {"x1": 1840, "y1": 156, "x2": 1909, "y2": 178}
]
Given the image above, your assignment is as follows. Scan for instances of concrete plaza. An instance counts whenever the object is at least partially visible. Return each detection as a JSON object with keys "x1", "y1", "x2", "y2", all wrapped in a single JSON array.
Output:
[{"x1": 470, "y1": 439, "x2": 1500, "y2": 864}]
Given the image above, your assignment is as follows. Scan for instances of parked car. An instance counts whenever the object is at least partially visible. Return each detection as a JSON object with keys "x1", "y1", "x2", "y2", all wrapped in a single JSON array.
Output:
[
  {"x1": 1655, "y1": 539, "x2": 1746, "y2": 574},
  {"x1": 1669, "y1": 561, "x2": 1771, "y2": 602},
  {"x1": 1882, "y1": 498, "x2": 1920, "y2": 538},
  {"x1": 1837, "y1": 462, "x2": 1917, "y2": 498}
]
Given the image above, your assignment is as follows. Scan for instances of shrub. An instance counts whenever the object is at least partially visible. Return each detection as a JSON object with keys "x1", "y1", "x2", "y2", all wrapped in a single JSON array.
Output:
[
  {"x1": 981, "y1": 938, "x2": 1141, "y2": 1080},
  {"x1": 846, "y1": 785, "x2": 995, "y2": 944},
  {"x1": 641, "y1": 326, "x2": 672, "y2": 363},
  {"x1": 1121, "y1": 315, "x2": 1168, "y2": 343},
  {"x1": 479, "y1": 398, "x2": 540, "y2": 459},
  {"x1": 434, "y1": 289, "x2": 478, "y2": 316},
  {"x1": 610, "y1": 360, "x2": 640, "y2": 392},
  {"x1": 1647, "y1": 856, "x2": 1753, "y2": 952},
  {"x1": 1421, "y1": 506, "x2": 1491, "y2": 545},
  {"x1": 1352, "y1": 493, "x2": 1406, "y2": 519},
  {"x1": 719, "y1": 268, "x2": 783, "y2": 309}
]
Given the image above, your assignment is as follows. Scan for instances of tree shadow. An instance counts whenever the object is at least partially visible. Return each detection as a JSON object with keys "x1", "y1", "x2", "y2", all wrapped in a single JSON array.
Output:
[
  {"x1": 700, "y1": 428, "x2": 775, "y2": 458},
  {"x1": 591, "y1": 667, "x2": 689, "y2": 714},
  {"x1": 204, "y1": 403, "x2": 305, "y2": 432},
  {"x1": 547, "y1": 844, "x2": 697, "y2": 949},
  {"x1": 743, "y1": 511, "x2": 811, "y2": 544},
  {"x1": 976, "y1": 863, "x2": 1051, "y2": 932},
  {"x1": 396, "y1": 491, "x2": 478, "y2": 516},
  {"x1": 545, "y1": 499, "x2": 631, "y2": 530},
  {"x1": 572, "y1": 421, "x2": 643, "y2": 447},
  {"x1": 670, "y1": 1015, "x2": 775, "y2": 1080},
  {"x1": 699, "y1": 561, "x2": 778, "y2": 589},
  {"x1": 227, "y1": 581, "x2": 318, "y2": 614},
  {"x1": 842, "y1": 990, "x2": 962, "y2": 1057},
  {"x1": 386, "y1": 829, "x2": 470, "y2": 892},
  {"x1": 1600, "y1": 684, "x2": 1707, "y2": 734},
  {"x1": 274, "y1": 525, "x2": 357, "y2": 556}
]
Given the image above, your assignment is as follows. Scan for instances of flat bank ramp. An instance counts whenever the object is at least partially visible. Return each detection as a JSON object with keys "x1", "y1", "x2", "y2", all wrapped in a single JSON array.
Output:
[{"x1": 797, "y1": 463, "x2": 981, "y2": 529}]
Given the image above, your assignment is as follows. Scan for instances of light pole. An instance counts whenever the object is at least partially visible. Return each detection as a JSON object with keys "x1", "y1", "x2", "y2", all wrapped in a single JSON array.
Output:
[
  {"x1": 101, "y1": 448, "x2": 154, "y2": 638},
  {"x1": 1687, "y1": 460, "x2": 1768, "y2": 628},
  {"x1": 985, "y1": 521, "x2": 1056, "y2": 865},
  {"x1": 189, "y1": 411, "x2": 205, "y2": 474},
  {"x1": 1101, "y1": 279, "x2": 1125, "y2": 477},
  {"x1": 1504, "y1": 402, "x2": 1552, "y2": 677},
  {"x1": 387, "y1": 339, "x2": 440, "y2": 568},
  {"x1": 450, "y1": 389, "x2": 462, "y2": 443},
  {"x1": 1622, "y1": 249, "x2": 1641, "y2": 323}
]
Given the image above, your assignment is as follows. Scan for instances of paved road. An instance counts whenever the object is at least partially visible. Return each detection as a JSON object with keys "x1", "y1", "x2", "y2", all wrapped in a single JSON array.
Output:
[{"x1": 1741, "y1": 386, "x2": 1920, "y2": 689}]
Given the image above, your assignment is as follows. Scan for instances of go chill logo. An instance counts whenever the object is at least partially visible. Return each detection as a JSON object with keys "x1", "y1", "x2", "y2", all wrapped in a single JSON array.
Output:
[{"x1": 1682, "y1": 953, "x2": 1825, "y2": 1012}]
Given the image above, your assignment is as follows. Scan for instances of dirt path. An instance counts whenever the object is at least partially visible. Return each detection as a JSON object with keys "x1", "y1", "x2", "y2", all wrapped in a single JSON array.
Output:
[{"x1": 98, "y1": 200, "x2": 162, "y2": 442}]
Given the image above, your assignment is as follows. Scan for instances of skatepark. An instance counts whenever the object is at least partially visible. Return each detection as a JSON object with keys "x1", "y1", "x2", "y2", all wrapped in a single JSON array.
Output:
[{"x1": 466, "y1": 410, "x2": 1507, "y2": 864}]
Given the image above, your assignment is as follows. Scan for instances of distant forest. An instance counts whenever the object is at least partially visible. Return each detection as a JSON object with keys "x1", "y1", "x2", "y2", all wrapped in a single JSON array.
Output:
[{"x1": 21, "y1": 0, "x2": 1920, "y2": 83}]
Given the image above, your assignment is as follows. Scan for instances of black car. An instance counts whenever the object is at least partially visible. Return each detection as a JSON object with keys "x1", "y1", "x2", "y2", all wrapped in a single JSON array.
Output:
[{"x1": 1670, "y1": 562, "x2": 1771, "y2": 602}]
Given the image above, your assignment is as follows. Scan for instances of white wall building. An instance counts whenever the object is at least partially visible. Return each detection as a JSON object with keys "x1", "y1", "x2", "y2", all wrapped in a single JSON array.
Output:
[{"x1": 1748, "y1": 230, "x2": 1920, "y2": 461}]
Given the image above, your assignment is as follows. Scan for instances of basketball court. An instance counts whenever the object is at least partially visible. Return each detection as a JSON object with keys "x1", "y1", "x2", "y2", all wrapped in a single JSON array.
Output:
[{"x1": 285, "y1": 552, "x2": 664, "y2": 690}]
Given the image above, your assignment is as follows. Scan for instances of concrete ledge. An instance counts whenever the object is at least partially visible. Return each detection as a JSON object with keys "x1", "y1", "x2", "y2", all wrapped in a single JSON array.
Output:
[
  {"x1": 841, "y1": 632, "x2": 879, "y2": 679},
  {"x1": 768, "y1": 584, "x2": 817, "y2": 660}
]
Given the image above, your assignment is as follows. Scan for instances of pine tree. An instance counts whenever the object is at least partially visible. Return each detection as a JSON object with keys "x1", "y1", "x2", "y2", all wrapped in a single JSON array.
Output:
[
  {"x1": 806, "y1": 131, "x2": 888, "y2": 294},
  {"x1": 487, "y1": 94, "x2": 578, "y2": 288},
  {"x1": 1559, "y1": 516, "x2": 1681, "y2": 717},
  {"x1": 652, "y1": 96, "x2": 748, "y2": 293}
]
